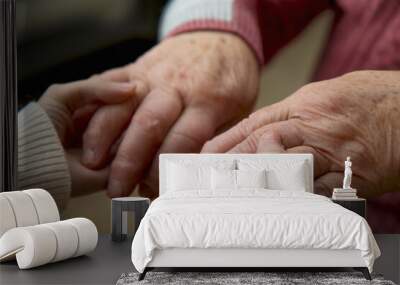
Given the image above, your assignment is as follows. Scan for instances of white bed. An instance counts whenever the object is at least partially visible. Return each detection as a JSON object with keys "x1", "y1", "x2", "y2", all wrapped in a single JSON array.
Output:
[{"x1": 131, "y1": 154, "x2": 380, "y2": 280}]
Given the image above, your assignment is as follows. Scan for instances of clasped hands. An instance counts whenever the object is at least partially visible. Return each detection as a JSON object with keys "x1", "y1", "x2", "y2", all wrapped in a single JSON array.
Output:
[
  {"x1": 39, "y1": 32, "x2": 259, "y2": 198},
  {"x1": 39, "y1": 32, "x2": 400, "y2": 199}
]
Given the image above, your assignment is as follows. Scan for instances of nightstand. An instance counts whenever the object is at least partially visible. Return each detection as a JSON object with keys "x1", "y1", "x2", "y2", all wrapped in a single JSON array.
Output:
[
  {"x1": 111, "y1": 197, "x2": 150, "y2": 242},
  {"x1": 331, "y1": 198, "x2": 366, "y2": 218}
]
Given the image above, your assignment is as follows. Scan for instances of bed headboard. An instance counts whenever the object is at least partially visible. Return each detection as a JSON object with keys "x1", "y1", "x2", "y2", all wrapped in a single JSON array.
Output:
[{"x1": 159, "y1": 153, "x2": 314, "y2": 195}]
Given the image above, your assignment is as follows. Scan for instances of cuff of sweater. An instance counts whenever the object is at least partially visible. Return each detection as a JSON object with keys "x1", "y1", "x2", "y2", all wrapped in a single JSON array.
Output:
[
  {"x1": 17, "y1": 102, "x2": 71, "y2": 211},
  {"x1": 159, "y1": 0, "x2": 264, "y2": 64}
]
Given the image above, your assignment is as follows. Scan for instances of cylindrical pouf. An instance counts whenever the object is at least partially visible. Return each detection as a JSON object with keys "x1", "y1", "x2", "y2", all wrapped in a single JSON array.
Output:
[
  {"x1": 0, "y1": 191, "x2": 39, "y2": 227},
  {"x1": 23, "y1": 189, "x2": 59, "y2": 223},
  {"x1": 42, "y1": 221, "x2": 79, "y2": 262},
  {"x1": 0, "y1": 189, "x2": 60, "y2": 238},
  {"x1": 0, "y1": 226, "x2": 57, "y2": 269},
  {"x1": 0, "y1": 195, "x2": 17, "y2": 237},
  {"x1": 65, "y1": 218, "x2": 98, "y2": 257},
  {"x1": 0, "y1": 218, "x2": 98, "y2": 269}
]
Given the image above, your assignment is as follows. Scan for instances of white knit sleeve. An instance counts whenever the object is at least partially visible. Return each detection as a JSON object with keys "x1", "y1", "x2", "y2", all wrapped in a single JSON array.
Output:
[
  {"x1": 17, "y1": 103, "x2": 71, "y2": 211},
  {"x1": 159, "y1": 0, "x2": 235, "y2": 39}
]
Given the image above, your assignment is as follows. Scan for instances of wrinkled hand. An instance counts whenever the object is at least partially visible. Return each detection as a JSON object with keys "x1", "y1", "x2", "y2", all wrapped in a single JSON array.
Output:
[
  {"x1": 81, "y1": 32, "x2": 260, "y2": 198},
  {"x1": 203, "y1": 71, "x2": 400, "y2": 198},
  {"x1": 38, "y1": 78, "x2": 136, "y2": 195}
]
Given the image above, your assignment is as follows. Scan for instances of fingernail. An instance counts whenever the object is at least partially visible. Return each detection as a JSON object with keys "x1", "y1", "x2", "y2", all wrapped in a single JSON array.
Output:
[
  {"x1": 82, "y1": 148, "x2": 97, "y2": 166},
  {"x1": 108, "y1": 179, "x2": 123, "y2": 197},
  {"x1": 116, "y1": 82, "x2": 136, "y2": 92}
]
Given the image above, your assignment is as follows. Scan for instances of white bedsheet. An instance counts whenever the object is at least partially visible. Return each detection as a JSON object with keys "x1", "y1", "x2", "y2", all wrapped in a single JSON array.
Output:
[{"x1": 131, "y1": 190, "x2": 380, "y2": 273}]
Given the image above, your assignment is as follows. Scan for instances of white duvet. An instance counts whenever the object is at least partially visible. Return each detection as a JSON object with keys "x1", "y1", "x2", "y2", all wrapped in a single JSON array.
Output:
[{"x1": 131, "y1": 190, "x2": 380, "y2": 273}]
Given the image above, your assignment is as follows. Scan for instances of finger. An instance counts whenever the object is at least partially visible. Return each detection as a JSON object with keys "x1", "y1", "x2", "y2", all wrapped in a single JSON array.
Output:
[
  {"x1": 66, "y1": 149, "x2": 109, "y2": 197},
  {"x1": 286, "y1": 146, "x2": 331, "y2": 178},
  {"x1": 81, "y1": 99, "x2": 139, "y2": 169},
  {"x1": 256, "y1": 121, "x2": 303, "y2": 153},
  {"x1": 41, "y1": 101, "x2": 100, "y2": 147},
  {"x1": 55, "y1": 79, "x2": 136, "y2": 112},
  {"x1": 69, "y1": 104, "x2": 99, "y2": 146},
  {"x1": 227, "y1": 120, "x2": 302, "y2": 154},
  {"x1": 139, "y1": 106, "x2": 220, "y2": 198},
  {"x1": 109, "y1": 130, "x2": 125, "y2": 158},
  {"x1": 202, "y1": 102, "x2": 289, "y2": 153},
  {"x1": 98, "y1": 67, "x2": 131, "y2": 82},
  {"x1": 99, "y1": 66, "x2": 149, "y2": 95},
  {"x1": 108, "y1": 89, "x2": 183, "y2": 197}
]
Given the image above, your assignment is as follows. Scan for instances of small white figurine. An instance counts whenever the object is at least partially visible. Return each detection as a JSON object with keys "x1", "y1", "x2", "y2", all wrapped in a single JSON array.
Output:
[{"x1": 343, "y1": 157, "x2": 352, "y2": 189}]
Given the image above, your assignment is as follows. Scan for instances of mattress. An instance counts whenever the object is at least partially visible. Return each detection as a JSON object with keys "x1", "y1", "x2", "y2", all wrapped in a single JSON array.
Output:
[{"x1": 131, "y1": 190, "x2": 380, "y2": 273}]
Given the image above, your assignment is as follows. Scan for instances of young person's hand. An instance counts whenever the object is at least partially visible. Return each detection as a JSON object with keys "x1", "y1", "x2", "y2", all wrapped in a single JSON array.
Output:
[
  {"x1": 203, "y1": 71, "x2": 400, "y2": 198},
  {"x1": 39, "y1": 78, "x2": 136, "y2": 147},
  {"x1": 38, "y1": 78, "x2": 136, "y2": 196},
  {"x1": 81, "y1": 31, "x2": 260, "y2": 198}
]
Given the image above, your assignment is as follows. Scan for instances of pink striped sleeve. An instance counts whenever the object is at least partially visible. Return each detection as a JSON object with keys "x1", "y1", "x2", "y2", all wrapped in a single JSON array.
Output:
[{"x1": 160, "y1": 0, "x2": 332, "y2": 65}]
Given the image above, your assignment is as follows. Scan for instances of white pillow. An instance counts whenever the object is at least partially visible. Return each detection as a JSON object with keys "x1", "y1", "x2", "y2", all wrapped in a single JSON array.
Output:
[
  {"x1": 211, "y1": 169, "x2": 267, "y2": 190},
  {"x1": 236, "y1": 169, "x2": 267, "y2": 188},
  {"x1": 211, "y1": 168, "x2": 236, "y2": 190},
  {"x1": 166, "y1": 160, "x2": 235, "y2": 192},
  {"x1": 167, "y1": 162, "x2": 209, "y2": 191},
  {"x1": 238, "y1": 159, "x2": 308, "y2": 191}
]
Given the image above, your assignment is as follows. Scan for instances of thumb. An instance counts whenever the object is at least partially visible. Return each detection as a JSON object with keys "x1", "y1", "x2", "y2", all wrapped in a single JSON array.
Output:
[
  {"x1": 55, "y1": 79, "x2": 138, "y2": 113},
  {"x1": 202, "y1": 101, "x2": 290, "y2": 153},
  {"x1": 66, "y1": 149, "x2": 110, "y2": 197}
]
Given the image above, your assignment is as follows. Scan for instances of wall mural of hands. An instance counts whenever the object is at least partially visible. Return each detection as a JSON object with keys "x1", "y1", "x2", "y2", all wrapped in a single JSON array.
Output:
[
  {"x1": 78, "y1": 31, "x2": 260, "y2": 199},
  {"x1": 38, "y1": 78, "x2": 136, "y2": 197},
  {"x1": 203, "y1": 71, "x2": 400, "y2": 200}
]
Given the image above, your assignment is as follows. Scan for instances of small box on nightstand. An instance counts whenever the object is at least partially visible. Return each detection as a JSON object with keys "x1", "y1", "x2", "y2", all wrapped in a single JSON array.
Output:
[{"x1": 331, "y1": 198, "x2": 366, "y2": 218}]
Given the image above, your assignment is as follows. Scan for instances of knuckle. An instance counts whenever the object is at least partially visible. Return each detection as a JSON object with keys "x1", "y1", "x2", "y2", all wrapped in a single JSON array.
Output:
[
  {"x1": 341, "y1": 71, "x2": 356, "y2": 80},
  {"x1": 113, "y1": 154, "x2": 140, "y2": 176},
  {"x1": 170, "y1": 129, "x2": 204, "y2": 149},
  {"x1": 297, "y1": 82, "x2": 317, "y2": 95},
  {"x1": 237, "y1": 118, "x2": 252, "y2": 137},
  {"x1": 244, "y1": 133, "x2": 259, "y2": 153},
  {"x1": 132, "y1": 109, "x2": 164, "y2": 140},
  {"x1": 126, "y1": 66, "x2": 148, "y2": 82},
  {"x1": 158, "y1": 84, "x2": 184, "y2": 103},
  {"x1": 45, "y1": 84, "x2": 62, "y2": 95},
  {"x1": 341, "y1": 70, "x2": 367, "y2": 80},
  {"x1": 202, "y1": 140, "x2": 214, "y2": 152},
  {"x1": 83, "y1": 127, "x2": 102, "y2": 145},
  {"x1": 262, "y1": 128, "x2": 280, "y2": 141},
  {"x1": 168, "y1": 85, "x2": 183, "y2": 99},
  {"x1": 89, "y1": 74, "x2": 100, "y2": 79}
]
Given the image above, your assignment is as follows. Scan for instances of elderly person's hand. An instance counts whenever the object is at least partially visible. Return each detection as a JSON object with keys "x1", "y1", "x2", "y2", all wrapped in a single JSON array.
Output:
[
  {"x1": 38, "y1": 78, "x2": 136, "y2": 196},
  {"x1": 81, "y1": 32, "x2": 260, "y2": 198},
  {"x1": 203, "y1": 71, "x2": 400, "y2": 198}
]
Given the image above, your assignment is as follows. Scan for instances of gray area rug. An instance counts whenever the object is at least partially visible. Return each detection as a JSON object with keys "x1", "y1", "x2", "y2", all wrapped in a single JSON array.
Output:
[{"x1": 117, "y1": 272, "x2": 395, "y2": 285}]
